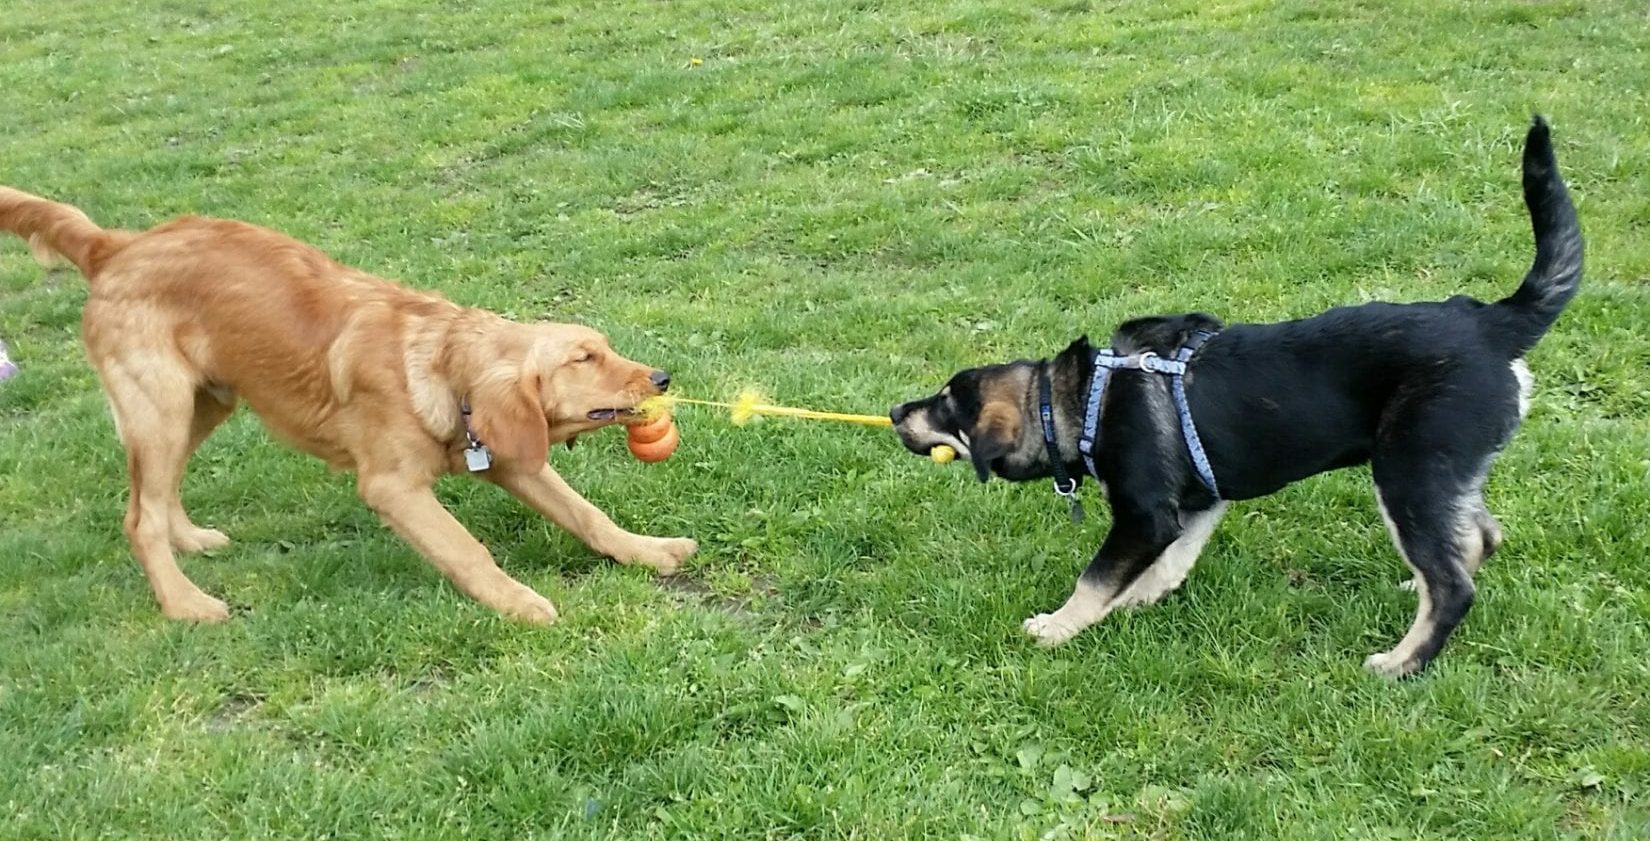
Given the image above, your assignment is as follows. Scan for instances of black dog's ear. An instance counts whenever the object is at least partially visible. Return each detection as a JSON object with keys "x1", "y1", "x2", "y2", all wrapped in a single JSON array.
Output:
[
  {"x1": 1112, "y1": 314, "x2": 1224, "y2": 354},
  {"x1": 969, "y1": 401, "x2": 1021, "y2": 483},
  {"x1": 1056, "y1": 334, "x2": 1095, "y2": 367},
  {"x1": 1055, "y1": 335, "x2": 1092, "y2": 366}
]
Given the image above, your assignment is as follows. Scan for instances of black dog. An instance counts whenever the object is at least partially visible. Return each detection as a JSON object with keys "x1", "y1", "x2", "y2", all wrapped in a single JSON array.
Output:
[{"x1": 891, "y1": 117, "x2": 1582, "y2": 677}]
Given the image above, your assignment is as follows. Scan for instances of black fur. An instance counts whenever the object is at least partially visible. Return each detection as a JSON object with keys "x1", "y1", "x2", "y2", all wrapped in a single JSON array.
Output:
[{"x1": 890, "y1": 117, "x2": 1582, "y2": 677}]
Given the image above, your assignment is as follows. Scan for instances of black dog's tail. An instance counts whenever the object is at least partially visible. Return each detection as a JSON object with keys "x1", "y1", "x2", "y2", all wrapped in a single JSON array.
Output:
[{"x1": 1487, "y1": 116, "x2": 1583, "y2": 358}]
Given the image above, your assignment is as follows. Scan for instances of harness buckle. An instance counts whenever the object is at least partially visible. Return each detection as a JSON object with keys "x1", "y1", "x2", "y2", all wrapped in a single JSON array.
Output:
[{"x1": 1137, "y1": 352, "x2": 1186, "y2": 375}]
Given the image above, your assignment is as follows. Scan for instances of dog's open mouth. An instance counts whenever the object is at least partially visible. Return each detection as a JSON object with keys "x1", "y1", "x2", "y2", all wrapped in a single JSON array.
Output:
[{"x1": 586, "y1": 408, "x2": 637, "y2": 421}]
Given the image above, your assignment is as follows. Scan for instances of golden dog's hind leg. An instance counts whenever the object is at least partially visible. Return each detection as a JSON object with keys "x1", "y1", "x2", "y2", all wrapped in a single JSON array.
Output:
[
  {"x1": 168, "y1": 388, "x2": 236, "y2": 554},
  {"x1": 356, "y1": 471, "x2": 558, "y2": 624},
  {"x1": 487, "y1": 464, "x2": 697, "y2": 575},
  {"x1": 100, "y1": 362, "x2": 231, "y2": 622}
]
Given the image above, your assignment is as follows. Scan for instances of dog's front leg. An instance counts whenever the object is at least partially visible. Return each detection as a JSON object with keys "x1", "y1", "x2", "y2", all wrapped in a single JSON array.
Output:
[
  {"x1": 357, "y1": 472, "x2": 557, "y2": 624},
  {"x1": 487, "y1": 464, "x2": 696, "y2": 575},
  {"x1": 1023, "y1": 509, "x2": 1181, "y2": 647}
]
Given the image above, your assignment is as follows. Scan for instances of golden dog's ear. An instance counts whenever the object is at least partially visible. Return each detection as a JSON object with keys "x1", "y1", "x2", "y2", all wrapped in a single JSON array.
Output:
[
  {"x1": 470, "y1": 366, "x2": 549, "y2": 468},
  {"x1": 969, "y1": 401, "x2": 1022, "y2": 483}
]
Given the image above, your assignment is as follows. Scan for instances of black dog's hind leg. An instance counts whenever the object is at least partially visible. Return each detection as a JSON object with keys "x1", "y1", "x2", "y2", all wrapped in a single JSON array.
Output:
[
  {"x1": 1023, "y1": 504, "x2": 1183, "y2": 646},
  {"x1": 1397, "y1": 494, "x2": 1502, "y2": 590},
  {"x1": 1368, "y1": 434, "x2": 1515, "y2": 678},
  {"x1": 1368, "y1": 479, "x2": 1478, "y2": 678},
  {"x1": 1466, "y1": 501, "x2": 1504, "y2": 576},
  {"x1": 1367, "y1": 370, "x2": 1522, "y2": 677}
]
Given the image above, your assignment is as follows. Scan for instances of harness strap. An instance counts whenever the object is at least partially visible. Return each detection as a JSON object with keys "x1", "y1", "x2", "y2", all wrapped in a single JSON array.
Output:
[
  {"x1": 1077, "y1": 364, "x2": 1112, "y2": 481},
  {"x1": 1172, "y1": 330, "x2": 1219, "y2": 497},
  {"x1": 1075, "y1": 330, "x2": 1221, "y2": 499}
]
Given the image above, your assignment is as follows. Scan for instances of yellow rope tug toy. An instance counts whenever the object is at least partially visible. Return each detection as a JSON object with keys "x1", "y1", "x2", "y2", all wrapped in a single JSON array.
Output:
[{"x1": 634, "y1": 389, "x2": 956, "y2": 464}]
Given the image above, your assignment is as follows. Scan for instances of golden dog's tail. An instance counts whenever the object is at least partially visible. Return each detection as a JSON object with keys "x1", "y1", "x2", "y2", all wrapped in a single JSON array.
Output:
[{"x1": 0, "y1": 186, "x2": 134, "y2": 279}]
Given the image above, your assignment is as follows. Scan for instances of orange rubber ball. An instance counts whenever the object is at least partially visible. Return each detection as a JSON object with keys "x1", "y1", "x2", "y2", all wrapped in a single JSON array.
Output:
[
  {"x1": 626, "y1": 412, "x2": 679, "y2": 462},
  {"x1": 627, "y1": 411, "x2": 674, "y2": 444}
]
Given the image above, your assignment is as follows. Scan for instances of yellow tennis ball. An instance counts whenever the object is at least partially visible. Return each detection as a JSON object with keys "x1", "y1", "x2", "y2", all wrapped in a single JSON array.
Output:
[{"x1": 930, "y1": 445, "x2": 956, "y2": 464}]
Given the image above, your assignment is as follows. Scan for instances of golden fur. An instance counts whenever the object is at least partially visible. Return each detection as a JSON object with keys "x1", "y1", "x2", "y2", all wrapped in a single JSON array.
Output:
[{"x1": 0, "y1": 186, "x2": 695, "y2": 623}]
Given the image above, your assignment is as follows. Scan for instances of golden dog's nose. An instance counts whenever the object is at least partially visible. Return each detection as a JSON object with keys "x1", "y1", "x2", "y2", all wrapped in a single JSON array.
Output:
[{"x1": 649, "y1": 370, "x2": 671, "y2": 392}]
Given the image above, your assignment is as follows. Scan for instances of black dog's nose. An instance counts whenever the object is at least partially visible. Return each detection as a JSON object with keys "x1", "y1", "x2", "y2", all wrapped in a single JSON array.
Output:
[
  {"x1": 649, "y1": 370, "x2": 672, "y2": 391},
  {"x1": 890, "y1": 404, "x2": 910, "y2": 425}
]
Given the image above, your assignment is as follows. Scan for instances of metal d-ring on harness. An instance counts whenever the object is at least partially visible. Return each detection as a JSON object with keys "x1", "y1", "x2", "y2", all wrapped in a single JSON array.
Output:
[{"x1": 1038, "y1": 330, "x2": 1221, "y2": 521}]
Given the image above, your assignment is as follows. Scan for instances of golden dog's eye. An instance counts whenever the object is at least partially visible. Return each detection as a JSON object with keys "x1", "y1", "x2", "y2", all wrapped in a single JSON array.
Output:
[{"x1": 574, "y1": 351, "x2": 595, "y2": 364}]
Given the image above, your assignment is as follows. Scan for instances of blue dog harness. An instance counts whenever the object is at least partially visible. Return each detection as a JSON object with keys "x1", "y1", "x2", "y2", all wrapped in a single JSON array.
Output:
[{"x1": 1038, "y1": 330, "x2": 1221, "y2": 515}]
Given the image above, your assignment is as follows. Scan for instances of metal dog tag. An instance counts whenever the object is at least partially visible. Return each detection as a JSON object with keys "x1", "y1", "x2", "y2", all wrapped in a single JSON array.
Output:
[{"x1": 464, "y1": 445, "x2": 493, "y2": 472}]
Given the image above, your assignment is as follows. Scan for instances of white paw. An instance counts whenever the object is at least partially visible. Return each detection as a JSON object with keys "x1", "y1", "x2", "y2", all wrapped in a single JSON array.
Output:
[
  {"x1": 1023, "y1": 613, "x2": 1082, "y2": 647},
  {"x1": 1397, "y1": 577, "x2": 1418, "y2": 592},
  {"x1": 617, "y1": 536, "x2": 697, "y2": 576},
  {"x1": 1363, "y1": 650, "x2": 1418, "y2": 678}
]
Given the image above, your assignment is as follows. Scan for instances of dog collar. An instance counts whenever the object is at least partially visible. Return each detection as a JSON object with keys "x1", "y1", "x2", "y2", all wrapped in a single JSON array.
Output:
[
  {"x1": 1076, "y1": 330, "x2": 1221, "y2": 498},
  {"x1": 1037, "y1": 367, "x2": 1085, "y2": 523},
  {"x1": 459, "y1": 398, "x2": 493, "y2": 472}
]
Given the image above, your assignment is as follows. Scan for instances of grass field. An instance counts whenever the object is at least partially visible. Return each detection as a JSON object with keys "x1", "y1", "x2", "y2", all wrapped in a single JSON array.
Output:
[{"x1": 3, "y1": 0, "x2": 1649, "y2": 837}]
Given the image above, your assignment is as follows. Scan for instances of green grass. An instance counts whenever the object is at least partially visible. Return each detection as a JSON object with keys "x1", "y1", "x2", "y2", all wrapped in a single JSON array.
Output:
[{"x1": 3, "y1": 0, "x2": 1648, "y2": 837}]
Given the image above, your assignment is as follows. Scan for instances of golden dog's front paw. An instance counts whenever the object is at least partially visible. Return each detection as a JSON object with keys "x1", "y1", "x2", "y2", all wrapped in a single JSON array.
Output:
[
  {"x1": 502, "y1": 588, "x2": 559, "y2": 625},
  {"x1": 173, "y1": 526, "x2": 230, "y2": 554},
  {"x1": 162, "y1": 591, "x2": 232, "y2": 623},
  {"x1": 615, "y1": 536, "x2": 697, "y2": 576}
]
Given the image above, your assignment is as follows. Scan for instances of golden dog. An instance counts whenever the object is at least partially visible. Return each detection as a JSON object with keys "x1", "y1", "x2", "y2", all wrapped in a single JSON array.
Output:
[{"x1": 0, "y1": 187, "x2": 695, "y2": 623}]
